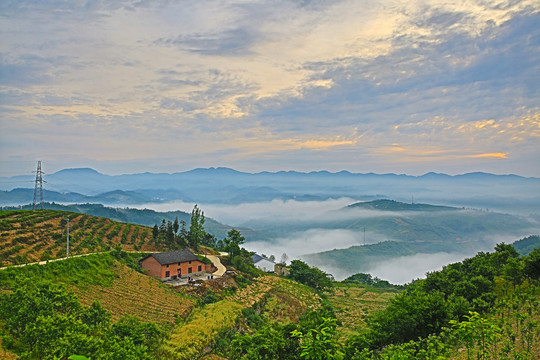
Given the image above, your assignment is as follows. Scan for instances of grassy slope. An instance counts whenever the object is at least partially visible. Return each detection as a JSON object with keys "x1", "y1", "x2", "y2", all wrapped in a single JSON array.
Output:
[
  {"x1": 0, "y1": 254, "x2": 196, "y2": 329},
  {"x1": 163, "y1": 275, "x2": 326, "y2": 359}
]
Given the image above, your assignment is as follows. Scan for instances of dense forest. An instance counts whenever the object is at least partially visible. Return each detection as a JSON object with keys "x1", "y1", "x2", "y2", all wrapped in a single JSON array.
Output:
[{"x1": 0, "y1": 209, "x2": 538, "y2": 359}]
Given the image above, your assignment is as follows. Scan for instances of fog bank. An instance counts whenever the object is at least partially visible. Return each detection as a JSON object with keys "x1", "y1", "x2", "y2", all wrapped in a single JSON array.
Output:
[
  {"x1": 244, "y1": 228, "x2": 363, "y2": 260},
  {"x1": 126, "y1": 198, "x2": 356, "y2": 226}
]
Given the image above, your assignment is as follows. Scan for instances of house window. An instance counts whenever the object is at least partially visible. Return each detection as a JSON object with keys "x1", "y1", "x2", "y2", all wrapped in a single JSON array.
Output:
[
  {"x1": 188, "y1": 267, "x2": 192, "y2": 274},
  {"x1": 178, "y1": 262, "x2": 181, "y2": 266},
  {"x1": 189, "y1": 261, "x2": 192, "y2": 264},
  {"x1": 166, "y1": 264, "x2": 169, "y2": 268},
  {"x1": 198, "y1": 265, "x2": 202, "y2": 272},
  {"x1": 165, "y1": 271, "x2": 170, "y2": 278}
]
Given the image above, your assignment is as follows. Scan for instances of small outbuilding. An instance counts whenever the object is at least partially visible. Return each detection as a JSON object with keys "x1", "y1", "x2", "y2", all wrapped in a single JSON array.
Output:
[
  {"x1": 140, "y1": 249, "x2": 212, "y2": 280},
  {"x1": 251, "y1": 254, "x2": 276, "y2": 272}
]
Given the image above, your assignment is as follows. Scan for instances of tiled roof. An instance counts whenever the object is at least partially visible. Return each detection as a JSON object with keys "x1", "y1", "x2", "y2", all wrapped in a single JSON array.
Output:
[{"x1": 148, "y1": 249, "x2": 199, "y2": 265}]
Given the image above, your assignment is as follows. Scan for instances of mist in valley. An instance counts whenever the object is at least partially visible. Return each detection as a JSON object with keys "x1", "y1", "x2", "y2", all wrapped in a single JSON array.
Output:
[{"x1": 130, "y1": 197, "x2": 538, "y2": 285}]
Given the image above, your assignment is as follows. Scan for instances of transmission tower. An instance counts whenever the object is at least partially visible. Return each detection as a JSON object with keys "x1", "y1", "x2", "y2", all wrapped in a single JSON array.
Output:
[{"x1": 32, "y1": 161, "x2": 45, "y2": 210}]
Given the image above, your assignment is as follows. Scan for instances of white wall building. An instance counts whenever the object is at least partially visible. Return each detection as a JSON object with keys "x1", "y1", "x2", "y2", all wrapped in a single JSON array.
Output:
[{"x1": 251, "y1": 254, "x2": 275, "y2": 272}]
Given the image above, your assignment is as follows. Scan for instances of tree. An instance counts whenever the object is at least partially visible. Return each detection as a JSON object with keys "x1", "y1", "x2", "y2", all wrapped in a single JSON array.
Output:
[
  {"x1": 173, "y1": 217, "x2": 180, "y2": 234},
  {"x1": 288, "y1": 260, "x2": 333, "y2": 291},
  {"x1": 224, "y1": 228, "x2": 245, "y2": 257},
  {"x1": 523, "y1": 248, "x2": 540, "y2": 282},
  {"x1": 292, "y1": 317, "x2": 344, "y2": 360},
  {"x1": 166, "y1": 220, "x2": 175, "y2": 246},
  {"x1": 280, "y1": 253, "x2": 289, "y2": 265},
  {"x1": 152, "y1": 224, "x2": 159, "y2": 241},
  {"x1": 189, "y1": 205, "x2": 206, "y2": 249}
]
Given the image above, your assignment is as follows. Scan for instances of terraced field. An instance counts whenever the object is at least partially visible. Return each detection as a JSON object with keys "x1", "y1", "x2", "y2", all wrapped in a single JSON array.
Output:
[
  {"x1": 165, "y1": 275, "x2": 324, "y2": 359},
  {"x1": 73, "y1": 263, "x2": 195, "y2": 327},
  {"x1": 328, "y1": 283, "x2": 396, "y2": 339},
  {"x1": 0, "y1": 210, "x2": 154, "y2": 266}
]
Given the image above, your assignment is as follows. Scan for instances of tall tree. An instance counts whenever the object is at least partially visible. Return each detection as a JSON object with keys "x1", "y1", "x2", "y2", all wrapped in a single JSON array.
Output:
[
  {"x1": 188, "y1": 205, "x2": 206, "y2": 249},
  {"x1": 224, "y1": 228, "x2": 245, "y2": 257},
  {"x1": 173, "y1": 217, "x2": 179, "y2": 234}
]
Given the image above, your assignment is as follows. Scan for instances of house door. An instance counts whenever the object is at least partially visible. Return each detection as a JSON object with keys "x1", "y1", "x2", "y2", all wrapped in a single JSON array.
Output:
[
  {"x1": 177, "y1": 268, "x2": 182, "y2": 276},
  {"x1": 165, "y1": 271, "x2": 170, "y2": 278}
]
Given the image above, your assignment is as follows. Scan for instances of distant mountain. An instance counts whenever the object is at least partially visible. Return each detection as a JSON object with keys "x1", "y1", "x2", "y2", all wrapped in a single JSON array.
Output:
[
  {"x1": 346, "y1": 199, "x2": 456, "y2": 212},
  {"x1": 0, "y1": 188, "x2": 172, "y2": 205},
  {"x1": 1, "y1": 167, "x2": 539, "y2": 213}
]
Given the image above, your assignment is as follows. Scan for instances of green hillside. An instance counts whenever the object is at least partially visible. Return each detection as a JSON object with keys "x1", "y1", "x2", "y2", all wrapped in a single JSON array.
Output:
[
  {"x1": 512, "y1": 235, "x2": 540, "y2": 256},
  {"x1": 1, "y1": 210, "x2": 538, "y2": 359},
  {"x1": 0, "y1": 242, "x2": 538, "y2": 359},
  {"x1": 0, "y1": 209, "x2": 157, "y2": 266},
  {"x1": 1, "y1": 203, "x2": 259, "y2": 240}
]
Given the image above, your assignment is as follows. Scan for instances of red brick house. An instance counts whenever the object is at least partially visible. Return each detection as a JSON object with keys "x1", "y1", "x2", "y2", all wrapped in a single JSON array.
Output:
[{"x1": 140, "y1": 249, "x2": 212, "y2": 280}]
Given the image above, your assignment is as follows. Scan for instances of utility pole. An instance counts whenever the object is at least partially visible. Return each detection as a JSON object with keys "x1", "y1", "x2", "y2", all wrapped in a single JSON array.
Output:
[
  {"x1": 32, "y1": 161, "x2": 45, "y2": 210},
  {"x1": 65, "y1": 218, "x2": 70, "y2": 259}
]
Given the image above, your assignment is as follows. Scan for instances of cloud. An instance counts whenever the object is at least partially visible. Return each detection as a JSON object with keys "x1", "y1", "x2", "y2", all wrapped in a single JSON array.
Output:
[
  {"x1": 1, "y1": 0, "x2": 539, "y2": 176},
  {"x1": 467, "y1": 153, "x2": 508, "y2": 159}
]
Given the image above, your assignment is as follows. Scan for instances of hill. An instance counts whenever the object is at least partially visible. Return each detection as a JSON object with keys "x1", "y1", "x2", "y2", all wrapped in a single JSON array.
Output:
[
  {"x1": 346, "y1": 199, "x2": 457, "y2": 212},
  {"x1": 0, "y1": 203, "x2": 259, "y2": 242},
  {"x1": 0, "y1": 235, "x2": 537, "y2": 359},
  {"x1": 295, "y1": 200, "x2": 539, "y2": 279},
  {"x1": 0, "y1": 209, "x2": 159, "y2": 266},
  {"x1": 244, "y1": 199, "x2": 538, "y2": 245},
  {"x1": 0, "y1": 253, "x2": 196, "y2": 327},
  {"x1": 512, "y1": 235, "x2": 540, "y2": 255}
]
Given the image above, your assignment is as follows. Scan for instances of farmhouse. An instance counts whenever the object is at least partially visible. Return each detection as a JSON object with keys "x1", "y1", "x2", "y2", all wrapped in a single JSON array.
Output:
[
  {"x1": 140, "y1": 249, "x2": 212, "y2": 280},
  {"x1": 251, "y1": 254, "x2": 275, "y2": 272}
]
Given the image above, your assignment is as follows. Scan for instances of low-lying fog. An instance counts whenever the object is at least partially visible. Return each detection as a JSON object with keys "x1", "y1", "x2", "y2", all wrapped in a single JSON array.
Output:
[
  {"x1": 124, "y1": 198, "x2": 356, "y2": 226},
  {"x1": 129, "y1": 198, "x2": 535, "y2": 285}
]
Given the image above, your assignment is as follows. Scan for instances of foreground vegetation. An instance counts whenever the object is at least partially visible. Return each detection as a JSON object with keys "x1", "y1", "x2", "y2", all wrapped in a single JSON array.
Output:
[{"x1": 0, "y1": 208, "x2": 538, "y2": 359}]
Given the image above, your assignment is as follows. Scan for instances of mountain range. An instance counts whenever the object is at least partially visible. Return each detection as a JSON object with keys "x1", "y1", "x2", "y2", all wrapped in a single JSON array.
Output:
[{"x1": 1, "y1": 167, "x2": 540, "y2": 214}]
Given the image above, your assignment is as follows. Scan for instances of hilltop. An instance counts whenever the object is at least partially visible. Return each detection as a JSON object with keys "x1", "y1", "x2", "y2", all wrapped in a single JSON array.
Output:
[{"x1": 346, "y1": 199, "x2": 457, "y2": 211}]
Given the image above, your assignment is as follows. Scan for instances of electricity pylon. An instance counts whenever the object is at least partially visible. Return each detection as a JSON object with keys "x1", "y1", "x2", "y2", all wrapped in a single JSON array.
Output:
[{"x1": 32, "y1": 161, "x2": 45, "y2": 210}]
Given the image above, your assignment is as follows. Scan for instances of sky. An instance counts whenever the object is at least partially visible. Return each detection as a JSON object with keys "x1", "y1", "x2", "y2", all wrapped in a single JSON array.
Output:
[{"x1": 1, "y1": 0, "x2": 539, "y2": 177}]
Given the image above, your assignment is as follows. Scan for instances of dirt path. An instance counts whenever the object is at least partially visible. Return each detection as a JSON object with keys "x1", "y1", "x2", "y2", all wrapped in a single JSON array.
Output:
[
  {"x1": 206, "y1": 254, "x2": 227, "y2": 277},
  {"x1": 0, "y1": 252, "x2": 101, "y2": 270}
]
